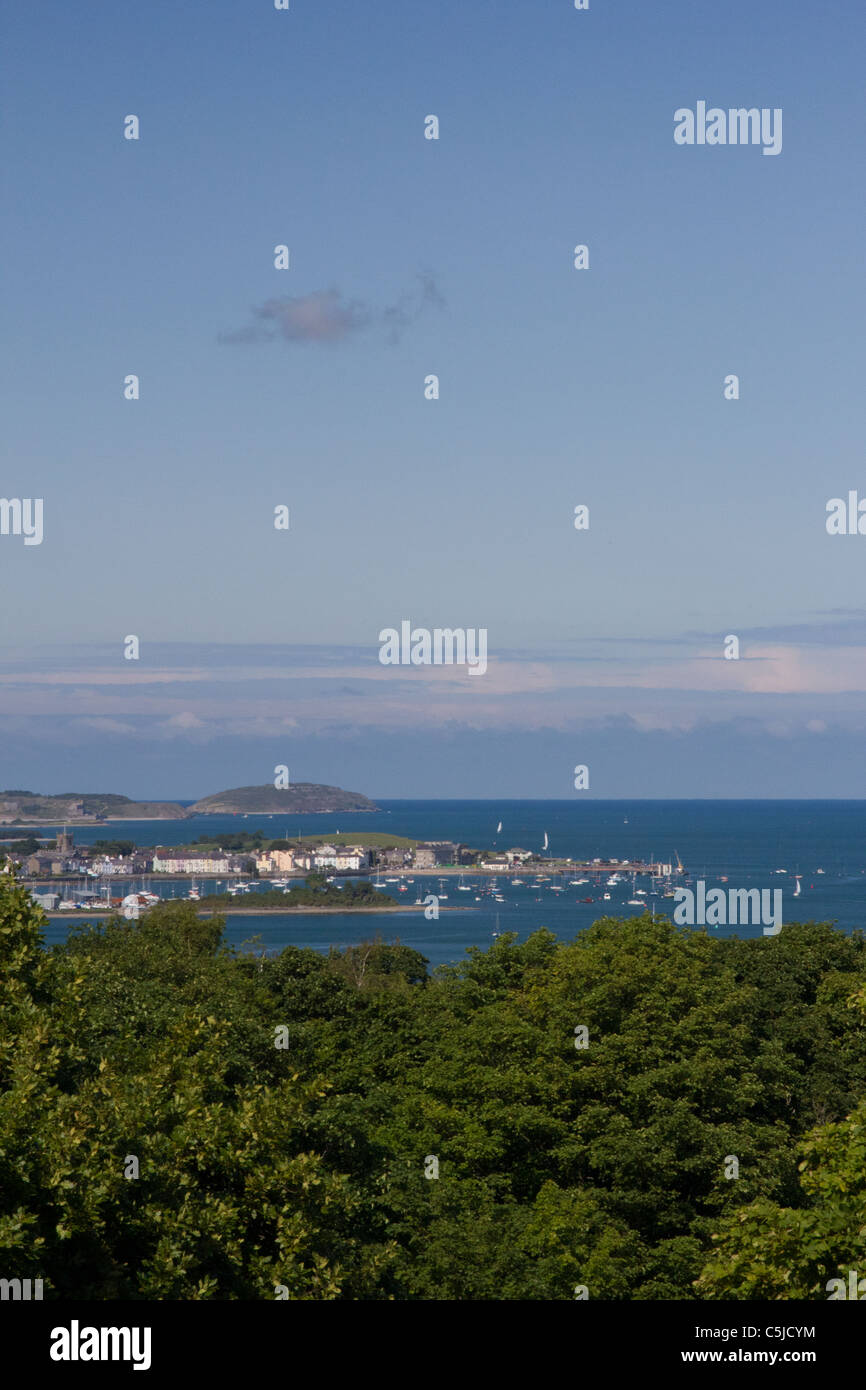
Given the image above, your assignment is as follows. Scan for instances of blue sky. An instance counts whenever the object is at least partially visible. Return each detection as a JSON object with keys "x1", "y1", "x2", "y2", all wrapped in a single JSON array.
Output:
[{"x1": 2, "y1": 0, "x2": 865, "y2": 797}]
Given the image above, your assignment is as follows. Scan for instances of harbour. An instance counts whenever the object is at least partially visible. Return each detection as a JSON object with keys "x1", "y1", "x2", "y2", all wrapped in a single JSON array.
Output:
[{"x1": 15, "y1": 800, "x2": 866, "y2": 967}]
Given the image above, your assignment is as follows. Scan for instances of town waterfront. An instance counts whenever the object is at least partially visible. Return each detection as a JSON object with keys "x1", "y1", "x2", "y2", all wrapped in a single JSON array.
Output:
[{"x1": 26, "y1": 799, "x2": 866, "y2": 967}]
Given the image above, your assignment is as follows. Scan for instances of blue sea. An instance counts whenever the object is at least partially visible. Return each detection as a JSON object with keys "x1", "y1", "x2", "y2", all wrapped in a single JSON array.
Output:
[{"x1": 31, "y1": 800, "x2": 866, "y2": 968}]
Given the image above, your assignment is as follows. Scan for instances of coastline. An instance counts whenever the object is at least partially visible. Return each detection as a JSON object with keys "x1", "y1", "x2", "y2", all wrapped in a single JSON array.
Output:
[
  {"x1": 4, "y1": 809, "x2": 379, "y2": 828},
  {"x1": 45, "y1": 904, "x2": 472, "y2": 918}
]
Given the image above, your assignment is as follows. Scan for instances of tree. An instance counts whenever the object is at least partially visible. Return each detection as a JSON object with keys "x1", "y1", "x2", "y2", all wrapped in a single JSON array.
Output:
[{"x1": 697, "y1": 981, "x2": 866, "y2": 1300}]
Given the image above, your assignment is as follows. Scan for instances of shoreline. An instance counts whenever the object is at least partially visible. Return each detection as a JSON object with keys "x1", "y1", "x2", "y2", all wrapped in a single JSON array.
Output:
[
  {"x1": 29, "y1": 865, "x2": 598, "y2": 885},
  {"x1": 3, "y1": 810, "x2": 379, "y2": 828},
  {"x1": 45, "y1": 904, "x2": 472, "y2": 919}
]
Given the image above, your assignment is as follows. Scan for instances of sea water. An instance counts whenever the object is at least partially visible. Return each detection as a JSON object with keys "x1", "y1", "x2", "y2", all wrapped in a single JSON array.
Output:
[{"x1": 32, "y1": 799, "x2": 866, "y2": 968}]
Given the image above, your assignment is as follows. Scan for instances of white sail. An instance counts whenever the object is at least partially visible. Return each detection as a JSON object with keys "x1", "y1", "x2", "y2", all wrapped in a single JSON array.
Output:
[{"x1": 542, "y1": 832, "x2": 549, "y2": 851}]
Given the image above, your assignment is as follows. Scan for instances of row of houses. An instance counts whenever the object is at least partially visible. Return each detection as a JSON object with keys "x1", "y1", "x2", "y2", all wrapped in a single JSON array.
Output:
[
  {"x1": 151, "y1": 851, "x2": 251, "y2": 874},
  {"x1": 255, "y1": 844, "x2": 370, "y2": 874},
  {"x1": 152, "y1": 841, "x2": 476, "y2": 876},
  {"x1": 12, "y1": 830, "x2": 152, "y2": 878},
  {"x1": 13, "y1": 834, "x2": 533, "y2": 883},
  {"x1": 149, "y1": 844, "x2": 373, "y2": 875}
]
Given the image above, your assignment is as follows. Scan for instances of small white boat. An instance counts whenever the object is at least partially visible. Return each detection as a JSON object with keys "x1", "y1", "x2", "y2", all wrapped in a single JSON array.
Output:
[
  {"x1": 794, "y1": 876, "x2": 802, "y2": 897},
  {"x1": 602, "y1": 892, "x2": 611, "y2": 900}
]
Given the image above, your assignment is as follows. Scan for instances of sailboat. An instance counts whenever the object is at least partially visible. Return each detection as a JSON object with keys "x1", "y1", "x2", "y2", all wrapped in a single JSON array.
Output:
[
  {"x1": 794, "y1": 876, "x2": 802, "y2": 897},
  {"x1": 542, "y1": 832, "x2": 549, "y2": 853},
  {"x1": 496, "y1": 821, "x2": 503, "y2": 834}
]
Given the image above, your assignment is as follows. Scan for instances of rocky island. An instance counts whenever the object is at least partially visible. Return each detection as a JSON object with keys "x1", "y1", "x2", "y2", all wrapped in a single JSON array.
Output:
[{"x1": 187, "y1": 783, "x2": 379, "y2": 814}]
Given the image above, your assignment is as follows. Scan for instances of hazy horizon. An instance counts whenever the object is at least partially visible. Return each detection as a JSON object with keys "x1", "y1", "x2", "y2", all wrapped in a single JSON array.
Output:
[{"x1": 3, "y1": 1, "x2": 864, "y2": 797}]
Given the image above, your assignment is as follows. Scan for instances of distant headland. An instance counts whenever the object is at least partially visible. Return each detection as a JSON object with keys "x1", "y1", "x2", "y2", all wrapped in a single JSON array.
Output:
[
  {"x1": 188, "y1": 784, "x2": 378, "y2": 815},
  {"x1": 0, "y1": 783, "x2": 379, "y2": 825}
]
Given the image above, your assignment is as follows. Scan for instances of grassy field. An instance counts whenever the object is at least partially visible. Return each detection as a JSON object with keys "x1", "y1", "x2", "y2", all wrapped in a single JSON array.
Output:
[
  {"x1": 288, "y1": 831, "x2": 419, "y2": 849},
  {"x1": 187, "y1": 831, "x2": 421, "y2": 851}
]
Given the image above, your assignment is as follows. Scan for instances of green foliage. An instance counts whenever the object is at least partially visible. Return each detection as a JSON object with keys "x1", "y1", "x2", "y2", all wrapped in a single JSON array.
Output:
[
  {"x1": 197, "y1": 880, "x2": 392, "y2": 910},
  {"x1": 0, "y1": 836, "x2": 41, "y2": 854},
  {"x1": 697, "y1": 978, "x2": 866, "y2": 1299},
  {"x1": 1, "y1": 873, "x2": 865, "y2": 1301}
]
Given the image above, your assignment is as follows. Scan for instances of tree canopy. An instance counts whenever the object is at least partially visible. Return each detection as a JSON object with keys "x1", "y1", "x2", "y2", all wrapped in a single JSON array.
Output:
[{"x1": 1, "y1": 871, "x2": 864, "y2": 1300}]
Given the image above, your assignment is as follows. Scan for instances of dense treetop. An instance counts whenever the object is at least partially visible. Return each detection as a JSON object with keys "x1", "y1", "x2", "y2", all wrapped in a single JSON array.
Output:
[{"x1": 1, "y1": 872, "x2": 864, "y2": 1300}]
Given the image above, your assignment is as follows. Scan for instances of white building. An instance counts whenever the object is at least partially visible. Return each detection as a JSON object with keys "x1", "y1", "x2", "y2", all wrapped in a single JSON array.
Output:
[
  {"x1": 29, "y1": 890, "x2": 60, "y2": 910},
  {"x1": 335, "y1": 848, "x2": 369, "y2": 871},
  {"x1": 312, "y1": 844, "x2": 338, "y2": 868},
  {"x1": 312, "y1": 845, "x2": 369, "y2": 872},
  {"x1": 152, "y1": 852, "x2": 233, "y2": 874},
  {"x1": 90, "y1": 856, "x2": 131, "y2": 875}
]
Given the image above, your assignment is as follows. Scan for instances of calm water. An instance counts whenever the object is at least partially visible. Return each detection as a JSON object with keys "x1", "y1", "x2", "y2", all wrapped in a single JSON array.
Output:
[{"x1": 31, "y1": 800, "x2": 866, "y2": 968}]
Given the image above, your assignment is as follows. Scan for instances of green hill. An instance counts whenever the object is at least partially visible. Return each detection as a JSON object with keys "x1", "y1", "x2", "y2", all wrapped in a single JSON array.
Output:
[{"x1": 188, "y1": 783, "x2": 379, "y2": 815}]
